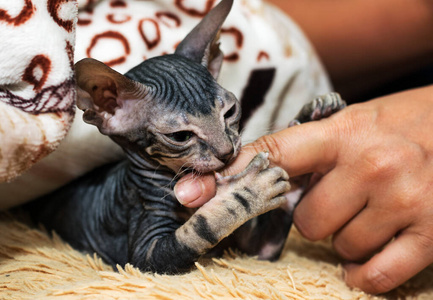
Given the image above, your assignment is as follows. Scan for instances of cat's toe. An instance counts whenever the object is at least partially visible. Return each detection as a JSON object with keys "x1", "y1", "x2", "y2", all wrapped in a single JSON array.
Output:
[
  {"x1": 312, "y1": 92, "x2": 346, "y2": 120},
  {"x1": 291, "y1": 92, "x2": 346, "y2": 125},
  {"x1": 262, "y1": 168, "x2": 291, "y2": 208},
  {"x1": 216, "y1": 152, "x2": 270, "y2": 185},
  {"x1": 245, "y1": 152, "x2": 270, "y2": 173}
]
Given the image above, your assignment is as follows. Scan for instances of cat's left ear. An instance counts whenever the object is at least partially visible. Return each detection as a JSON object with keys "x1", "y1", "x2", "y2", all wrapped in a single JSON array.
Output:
[
  {"x1": 75, "y1": 58, "x2": 147, "y2": 135},
  {"x1": 175, "y1": 0, "x2": 233, "y2": 79}
]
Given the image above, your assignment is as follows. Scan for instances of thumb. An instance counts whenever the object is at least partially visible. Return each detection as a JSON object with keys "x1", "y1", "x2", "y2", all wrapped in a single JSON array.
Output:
[
  {"x1": 174, "y1": 173, "x2": 216, "y2": 208},
  {"x1": 175, "y1": 119, "x2": 339, "y2": 207},
  {"x1": 223, "y1": 119, "x2": 338, "y2": 178}
]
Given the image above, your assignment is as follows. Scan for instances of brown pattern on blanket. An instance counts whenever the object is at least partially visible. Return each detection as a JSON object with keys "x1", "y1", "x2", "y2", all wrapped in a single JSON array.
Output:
[
  {"x1": 0, "y1": 79, "x2": 75, "y2": 114},
  {"x1": 0, "y1": 0, "x2": 34, "y2": 26},
  {"x1": 0, "y1": 0, "x2": 76, "y2": 182},
  {"x1": 48, "y1": 0, "x2": 75, "y2": 32}
]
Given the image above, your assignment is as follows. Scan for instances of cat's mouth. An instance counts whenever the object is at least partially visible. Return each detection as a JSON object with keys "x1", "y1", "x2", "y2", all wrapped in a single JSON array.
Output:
[
  {"x1": 181, "y1": 161, "x2": 226, "y2": 175},
  {"x1": 173, "y1": 138, "x2": 241, "y2": 175},
  {"x1": 179, "y1": 152, "x2": 238, "y2": 175},
  {"x1": 176, "y1": 156, "x2": 229, "y2": 176}
]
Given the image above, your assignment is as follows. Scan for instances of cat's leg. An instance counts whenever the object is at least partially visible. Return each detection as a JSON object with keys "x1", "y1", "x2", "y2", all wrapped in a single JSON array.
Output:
[
  {"x1": 229, "y1": 207, "x2": 293, "y2": 261},
  {"x1": 128, "y1": 152, "x2": 290, "y2": 274},
  {"x1": 232, "y1": 92, "x2": 347, "y2": 261}
]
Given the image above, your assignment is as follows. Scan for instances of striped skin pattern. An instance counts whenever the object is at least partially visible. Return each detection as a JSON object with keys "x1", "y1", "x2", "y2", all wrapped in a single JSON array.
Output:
[
  {"x1": 25, "y1": 0, "x2": 293, "y2": 274},
  {"x1": 24, "y1": 0, "x2": 346, "y2": 274},
  {"x1": 26, "y1": 51, "x2": 291, "y2": 273},
  {"x1": 125, "y1": 55, "x2": 219, "y2": 116}
]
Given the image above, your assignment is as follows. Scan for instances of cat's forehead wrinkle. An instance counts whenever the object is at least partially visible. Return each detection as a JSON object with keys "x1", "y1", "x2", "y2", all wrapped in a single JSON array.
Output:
[
  {"x1": 181, "y1": 111, "x2": 190, "y2": 125},
  {"x1": 165, "y1": 117, "x2": 181, "y2": 128},
  {"x1": 124, "y1": 54, "x2": 221, "y2": 117},
  {"x1": 189, "y1": 112, "x2": 231, "y2": 143}
]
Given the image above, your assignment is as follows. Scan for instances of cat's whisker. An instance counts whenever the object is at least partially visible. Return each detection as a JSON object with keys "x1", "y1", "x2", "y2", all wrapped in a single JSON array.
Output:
[
  {"x1": 160, "y1": 165, "x2": 192, "y2": 201},
  {"x1": 168, "y1": 163, "x2": 191, "y2": 188},
  {"x1": 175, "y1": 163, "x2": 194, "y2": 179},
  {"x1": 151, "y1": 164, "x2": 162, "y2": 180}
]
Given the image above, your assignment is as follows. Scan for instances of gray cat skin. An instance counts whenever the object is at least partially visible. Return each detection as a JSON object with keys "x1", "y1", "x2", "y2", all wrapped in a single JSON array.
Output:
[{"x1": 25, "y1": 0, "x2": 345, "y2": 274}]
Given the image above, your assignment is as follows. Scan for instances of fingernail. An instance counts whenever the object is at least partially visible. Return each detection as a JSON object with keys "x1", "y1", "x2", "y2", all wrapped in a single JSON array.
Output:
[{"x1": 174, "y1": 178, "x2": 203, "y2": 205}]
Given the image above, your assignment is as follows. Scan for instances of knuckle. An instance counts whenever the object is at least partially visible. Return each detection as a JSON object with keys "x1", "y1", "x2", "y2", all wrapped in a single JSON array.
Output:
[
  {"x1": 332, "y1": 236, "x2": 365, "y2": 262},
  {"x1": 361, "y1": 148, "x2": 398, "y2": 181},
  {"x1": 391, "y1": 188, "x2": 419, "y2": 212},
  {"x1": 332, "y1": 238, "x2": 354, "y2": 261},
  {"x1": 360, "y1": 140, "x2": 424, "y2": 184},
  {"x1": 254, "y1": 135, "x2": 283, "y2": 168},
  {"x1": 362, "y1": 266, "x2": 397, "y2": 294},
  {"x1": 413, "y1": 230, "x2": 433, "y2": 256}
]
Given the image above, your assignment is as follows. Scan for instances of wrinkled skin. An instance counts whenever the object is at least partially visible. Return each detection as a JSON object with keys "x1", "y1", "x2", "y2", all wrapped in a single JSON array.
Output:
[{"x1": 175, "y1": 85, "x2": 433, "y2": 294}]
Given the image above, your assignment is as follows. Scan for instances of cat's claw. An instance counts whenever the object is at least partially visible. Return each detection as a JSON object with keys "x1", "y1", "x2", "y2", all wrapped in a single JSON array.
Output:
[
  {"x1": 289, "y1": 92, "x2": 346, "y2": 126},
  {"x1": 215, "y1": 152, "x2": 270, "y2": 184},
  {"x1": 215, "y1": 152, "x2": 290, "y2": 216}
]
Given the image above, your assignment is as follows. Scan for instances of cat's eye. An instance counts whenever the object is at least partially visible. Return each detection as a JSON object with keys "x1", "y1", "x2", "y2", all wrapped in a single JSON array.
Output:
[
  {"x1": 165, "y1": 131, "x2": 194, "y2": 143},
  {"x1": 224, "y1": 104, "x2": 237, "y2": 119}
]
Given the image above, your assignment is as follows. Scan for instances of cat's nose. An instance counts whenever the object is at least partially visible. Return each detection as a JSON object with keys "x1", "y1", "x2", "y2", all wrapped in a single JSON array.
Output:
[{"x1": 219, "y1": 150, "x2": 234, "y2": 165}]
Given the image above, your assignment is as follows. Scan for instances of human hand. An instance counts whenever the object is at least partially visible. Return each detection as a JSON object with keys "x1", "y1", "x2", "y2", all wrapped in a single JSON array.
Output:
[{"x1": 174, "y1": 85, "x2": 433, "y2": 294}]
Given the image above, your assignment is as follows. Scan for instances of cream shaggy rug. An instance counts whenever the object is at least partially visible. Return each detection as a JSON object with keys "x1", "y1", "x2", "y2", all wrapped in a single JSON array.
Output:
[
  {"x1": 1, "y1": 1, "x2": 432, "y2": 299},
  {"x1": 1, "y1": 213, "x2": 432, "y2": 300}
]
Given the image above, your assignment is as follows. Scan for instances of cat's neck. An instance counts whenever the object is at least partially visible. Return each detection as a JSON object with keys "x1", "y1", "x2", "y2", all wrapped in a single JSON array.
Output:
[
  {"x1": 121, "y1": 149, "x2": 178, "y2": 205},
  {"x1": 124, "y1": 149, "x2": 174, "y2": 178}
]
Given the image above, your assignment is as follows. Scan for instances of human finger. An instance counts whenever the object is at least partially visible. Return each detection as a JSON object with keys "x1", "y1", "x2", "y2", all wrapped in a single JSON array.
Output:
[
  {"x1": 174, "y1": 173, "x2": 216, "y2": 207},
  {"x1": 344, "y1": 230, "x2": 433, "y2": 294},
  {"x1": 174, "y1": 119, "x2": 339, "y2": 206},
  {"x1": 293, "y1": 166, "x2": 368, "y2": 241},
  {"x1": 332, "y1": 206, "x2": 407, "y2": 261},
  {"x1": 223, "y1": 119, "x2": 339, "y2": 178}
]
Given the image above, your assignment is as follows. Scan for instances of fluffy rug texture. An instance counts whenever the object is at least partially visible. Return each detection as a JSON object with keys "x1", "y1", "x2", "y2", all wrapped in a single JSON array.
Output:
[
  {"x1": 1, "y1": 213, "x2": 433, "y2": 299},
  {"x1": 2, "y1": 1, "x2": 433, "y2": 299}
]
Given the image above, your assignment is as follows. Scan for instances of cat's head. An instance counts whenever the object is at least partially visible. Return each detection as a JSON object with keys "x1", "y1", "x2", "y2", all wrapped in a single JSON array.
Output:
[{"x1": 75, "y1": 0, "x2": 240, "y2": 174}]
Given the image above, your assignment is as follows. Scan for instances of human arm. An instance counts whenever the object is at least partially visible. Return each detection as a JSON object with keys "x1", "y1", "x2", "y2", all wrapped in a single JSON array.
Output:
[
  {"x1": 174, "y1": 85, "x2": 433, "y2": 294},
  {"x1": 266, "y1": 0, "x2": 433, "y2": 98},
  {"x1": 174, "y1": 0, "x2": 433, "y2": 203}
]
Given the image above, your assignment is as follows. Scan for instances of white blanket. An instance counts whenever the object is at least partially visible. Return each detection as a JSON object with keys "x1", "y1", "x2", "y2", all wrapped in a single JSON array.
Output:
[{"x1": 0, "y1": 0, "x2": 330, "y2": 209}]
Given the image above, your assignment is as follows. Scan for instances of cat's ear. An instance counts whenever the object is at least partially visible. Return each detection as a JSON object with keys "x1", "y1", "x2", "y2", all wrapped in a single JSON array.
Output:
[
  {"x1": 75, "y1": 58, "x2": 147, "y2": 135},
  {"x1": 175, "y1": 0, "x2": 233, "y2": 79}
]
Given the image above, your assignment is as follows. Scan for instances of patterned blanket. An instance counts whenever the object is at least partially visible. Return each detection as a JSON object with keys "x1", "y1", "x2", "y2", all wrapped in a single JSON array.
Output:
[
  {"x1": 0, "y1": 0, "x2": 330, "y2": 208},
  {"x1": 0, "y1": 0, "x2": 76, "y2": 183},
  {"x1": 1, "y1": 2, "x2": 433, "y2": 299}
]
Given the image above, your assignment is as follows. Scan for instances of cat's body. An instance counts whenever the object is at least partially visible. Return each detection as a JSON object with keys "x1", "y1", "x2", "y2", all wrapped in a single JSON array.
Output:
[
  {"x1": 26, "y1": 0, "x2": 345, "y2": 274},
  {"x1": 26, "y1": 0, "x2": 293, "y2": 273}
]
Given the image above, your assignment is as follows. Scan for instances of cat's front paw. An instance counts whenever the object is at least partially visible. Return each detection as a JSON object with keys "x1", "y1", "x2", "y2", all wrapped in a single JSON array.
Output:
[
  {"x1": 216, "y1": 152, "x2": 291, "y2": 219},
  {"x1": 289, "y1": 92, "x2": 346, "y2": 126}
]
